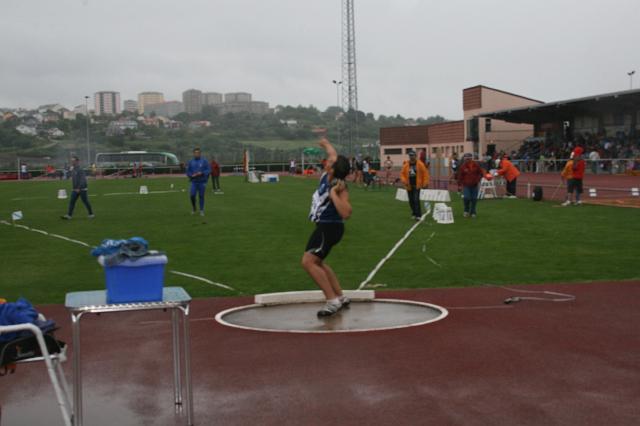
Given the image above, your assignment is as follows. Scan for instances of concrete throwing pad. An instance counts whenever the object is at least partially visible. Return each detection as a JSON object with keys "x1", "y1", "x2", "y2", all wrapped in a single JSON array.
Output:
[{"x1": 215, "y1": 299, "x2": 448, "y2": 333}]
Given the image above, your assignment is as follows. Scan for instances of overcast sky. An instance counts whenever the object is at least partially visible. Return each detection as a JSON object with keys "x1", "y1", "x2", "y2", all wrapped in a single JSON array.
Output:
[{"x1": 1, "y1": 0, "x2": 638, "y2": 119}]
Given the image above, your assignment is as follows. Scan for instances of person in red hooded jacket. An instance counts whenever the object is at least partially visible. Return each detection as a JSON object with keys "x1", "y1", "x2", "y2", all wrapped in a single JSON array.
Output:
[{"x1": 210, "y1": 157, "x2": 221, "y2": 192}]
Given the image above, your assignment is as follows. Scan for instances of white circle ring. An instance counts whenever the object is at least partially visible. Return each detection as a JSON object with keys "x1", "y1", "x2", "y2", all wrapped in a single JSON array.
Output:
[{"x1": 215, "y1": 299, "x2": 449, "y2": 334}]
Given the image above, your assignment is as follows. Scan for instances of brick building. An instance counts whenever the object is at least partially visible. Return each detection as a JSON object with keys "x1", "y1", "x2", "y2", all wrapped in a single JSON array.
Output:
[{"x1": 380, "y1": 85, "x2": 541, "y2": 165}]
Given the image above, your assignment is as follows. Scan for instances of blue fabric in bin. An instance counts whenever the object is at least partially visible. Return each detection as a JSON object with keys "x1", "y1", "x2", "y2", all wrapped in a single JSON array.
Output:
[{"x1": 98, "y1": 254, "x2": 168, "y2": 304}]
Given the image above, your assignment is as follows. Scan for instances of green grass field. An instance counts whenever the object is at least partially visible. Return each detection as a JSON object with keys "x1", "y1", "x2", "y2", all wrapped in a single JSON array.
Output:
[{"x1": 1, "y1": 176, "x2": 638, "y2": 304}]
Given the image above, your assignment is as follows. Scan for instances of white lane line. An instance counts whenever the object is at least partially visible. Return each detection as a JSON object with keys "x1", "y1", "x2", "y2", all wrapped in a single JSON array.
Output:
[
  {"x1": 358, "y1": 213, "x2": 428, "y2": 290},
  {"x1": 170, "y1": 270, "x2": 236, "y2": 291}
]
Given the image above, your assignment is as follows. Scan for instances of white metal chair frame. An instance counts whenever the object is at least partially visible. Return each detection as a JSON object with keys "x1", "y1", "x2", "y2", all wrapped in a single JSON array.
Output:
[{"x1": 0, "y1": 323, "x2": 72, "y2": 426}]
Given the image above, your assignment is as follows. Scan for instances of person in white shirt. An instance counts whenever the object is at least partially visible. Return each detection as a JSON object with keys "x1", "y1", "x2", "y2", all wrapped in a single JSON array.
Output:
[{"x1": 588, "y1": 150, "x2": 600, "y2": 174}]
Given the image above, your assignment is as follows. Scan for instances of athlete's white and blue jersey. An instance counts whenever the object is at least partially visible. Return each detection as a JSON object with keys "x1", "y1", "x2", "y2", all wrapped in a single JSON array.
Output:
[
  {"x1": 309, "y1": 173, "x2": 343, "y2": 223},
  {"x1": 306, "y1": 172, "x2": 345, "y2": 259}
]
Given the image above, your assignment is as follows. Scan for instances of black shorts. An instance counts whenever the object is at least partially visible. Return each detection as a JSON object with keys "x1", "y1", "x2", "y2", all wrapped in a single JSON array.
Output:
[
  {"x1": 568, "y1": 178, "x2": 583, "y2": 194},
  {"x1": 305, "y1": 222, "x2": 344, "y2": 260}
]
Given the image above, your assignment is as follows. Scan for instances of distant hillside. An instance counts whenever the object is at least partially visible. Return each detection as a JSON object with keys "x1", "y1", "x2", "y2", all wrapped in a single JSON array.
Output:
[{"x1": 0, "y1": 105, "x2": 446, "y2": 167}]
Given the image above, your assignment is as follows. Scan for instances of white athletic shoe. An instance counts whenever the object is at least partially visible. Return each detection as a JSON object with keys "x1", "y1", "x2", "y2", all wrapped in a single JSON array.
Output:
[
  {"x1": 574, "y1": 201, "x2": 582, "y2": 206},
  {"x1": 463, "y1": 212, "x2": 469, "y2": 218},
  {"x1": 561, "y1": 200, "x2": 571, "y2": 207},
  {"x1": 200, "y1": 210, "x2": 205, "y2": 216},
  {"x1": 339, "y1": 295, "x2": 351, "y2": 308},
  {"x1": 317, "y1": 301, "x2": 342, "y2": 317}
]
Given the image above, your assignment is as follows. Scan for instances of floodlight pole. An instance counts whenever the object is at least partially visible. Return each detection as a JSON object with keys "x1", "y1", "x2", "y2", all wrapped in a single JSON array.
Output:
[
  {"x1": 628, "y1": 70, "x2": 636, "y2": 90},
  {"x1": 84, "y1": 96, "x2": 91, "y2": 165},
  {"x1": 332, "y1": 80, "x2": 343, "y2": 146}
]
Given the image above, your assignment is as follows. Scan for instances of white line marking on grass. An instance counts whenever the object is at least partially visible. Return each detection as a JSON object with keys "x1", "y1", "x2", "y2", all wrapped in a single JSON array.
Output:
[
  {"x1": 2, "y1": 220, "x2": 90, "y2": 247},
  {"x1": 11, "y1": 196, "x2": 49, "y2": 201},
  {"x1": 3, "y1": 220, "x2": 234, "y2": 291},
  {"x1": 170, "y1": 270, "x2": 235, "y2": 291},
  {"x1": 358, "y1": 213, "x2": 428, "y2": 290},
  {"x1": 149, "y1": 190, "x2": 181, "y2": 194},
  {"x1": 102, "y1": 190, "x2": 180, "y2": 196},
  {"x1": 49, "y1": 233, "x2": 91, "y2": 247},
  {"x1": 102, "y1": 192, "x2": 137, "y2": 196},
  {"x1": 424, "y1": 255, "x2": 442, "y2": 268}
]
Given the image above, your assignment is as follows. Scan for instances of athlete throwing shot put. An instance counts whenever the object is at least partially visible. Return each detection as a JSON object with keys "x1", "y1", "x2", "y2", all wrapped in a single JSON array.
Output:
[{"x1": 302, "y1": 137, "x2": 352, "y2": 317}]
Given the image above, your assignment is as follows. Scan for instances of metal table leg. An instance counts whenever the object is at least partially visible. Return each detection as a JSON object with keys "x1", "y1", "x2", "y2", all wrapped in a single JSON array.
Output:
[
  {"x1": 171, "y1": 308, "x2": 183, "y2": 406},
  {"x1": 71, "y1": 312, "x2": 82, "y2": 426},
  {"x1": 182, "y1": 305, "x2": 194, "y2": 425}
]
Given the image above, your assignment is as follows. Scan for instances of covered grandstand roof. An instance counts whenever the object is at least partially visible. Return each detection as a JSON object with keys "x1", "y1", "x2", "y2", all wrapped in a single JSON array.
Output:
[{"x1": 479, "y1": 88, "x2": 640, "y2": 124}]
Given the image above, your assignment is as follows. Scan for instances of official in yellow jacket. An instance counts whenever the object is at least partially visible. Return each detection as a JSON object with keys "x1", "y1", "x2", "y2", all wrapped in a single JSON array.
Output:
[{"x1": 400, "y1": 151, "x2": 429, "y2": 220}]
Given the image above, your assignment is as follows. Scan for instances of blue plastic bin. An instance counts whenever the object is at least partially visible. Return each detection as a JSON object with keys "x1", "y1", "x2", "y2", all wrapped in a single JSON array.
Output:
[{"x1": 98, "y1": 254, "x2": 168, "y2": 303}]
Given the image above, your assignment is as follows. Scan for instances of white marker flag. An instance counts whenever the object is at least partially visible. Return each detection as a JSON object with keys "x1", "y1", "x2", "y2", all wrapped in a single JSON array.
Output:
[{"x1": 11, "y1": 211, "x2": 23, "y2": 221}]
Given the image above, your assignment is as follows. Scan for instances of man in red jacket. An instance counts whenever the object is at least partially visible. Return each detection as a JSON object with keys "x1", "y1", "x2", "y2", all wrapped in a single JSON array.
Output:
[
  {"x1": 210, "y1": 157, "x2": 221, "y2": 192},
  {"x1": 456, "y1": 153, "x2": 485, "y2": 218}
]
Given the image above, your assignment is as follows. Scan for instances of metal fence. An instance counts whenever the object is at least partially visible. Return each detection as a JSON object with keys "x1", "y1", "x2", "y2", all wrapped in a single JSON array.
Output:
[
  {"x1": 0, "y1": 160, "x2": 388, "y2": 180},
  {"x1": 1, "y1": 158, "x2": 637, "y2": 181},
  {"x1": 505, "y1": 159, "x2": 638, "y2": 175}
]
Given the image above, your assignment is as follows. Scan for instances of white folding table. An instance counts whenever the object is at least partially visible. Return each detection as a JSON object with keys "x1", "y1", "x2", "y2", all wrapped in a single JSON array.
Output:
[{"x1": 64, "y1": 286, "x2": 193, "y2": 426}]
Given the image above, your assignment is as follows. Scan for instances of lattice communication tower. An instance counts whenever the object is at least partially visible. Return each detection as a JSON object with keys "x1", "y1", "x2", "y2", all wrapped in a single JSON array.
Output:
[{"x1": 341, "y1": 0, "x2": 358, "y2": 154}]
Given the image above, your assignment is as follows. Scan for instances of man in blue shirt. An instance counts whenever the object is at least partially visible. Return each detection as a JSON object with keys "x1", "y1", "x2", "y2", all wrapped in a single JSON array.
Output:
[{"x1": 186, "y1": 148, "x2": 211, "y2": 216}]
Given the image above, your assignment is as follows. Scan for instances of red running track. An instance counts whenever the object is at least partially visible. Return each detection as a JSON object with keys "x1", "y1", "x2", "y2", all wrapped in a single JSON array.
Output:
[{"x1": 1, "y1": 281, "x2": 639, "y2": 425}]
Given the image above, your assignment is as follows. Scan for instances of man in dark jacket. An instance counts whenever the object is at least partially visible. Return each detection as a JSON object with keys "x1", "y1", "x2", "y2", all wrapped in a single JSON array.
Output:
[
  {"x1": 456, "y1": 153, "x2": 485, "y2": 218},
  {"x1": 61, "y1": 156, "x2": 94, "y2": 220}
]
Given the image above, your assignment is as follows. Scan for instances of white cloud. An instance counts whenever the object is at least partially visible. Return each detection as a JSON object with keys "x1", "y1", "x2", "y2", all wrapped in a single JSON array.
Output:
[{"x1": 0, "y1": 0, "x2": 638, "y2": 119}]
